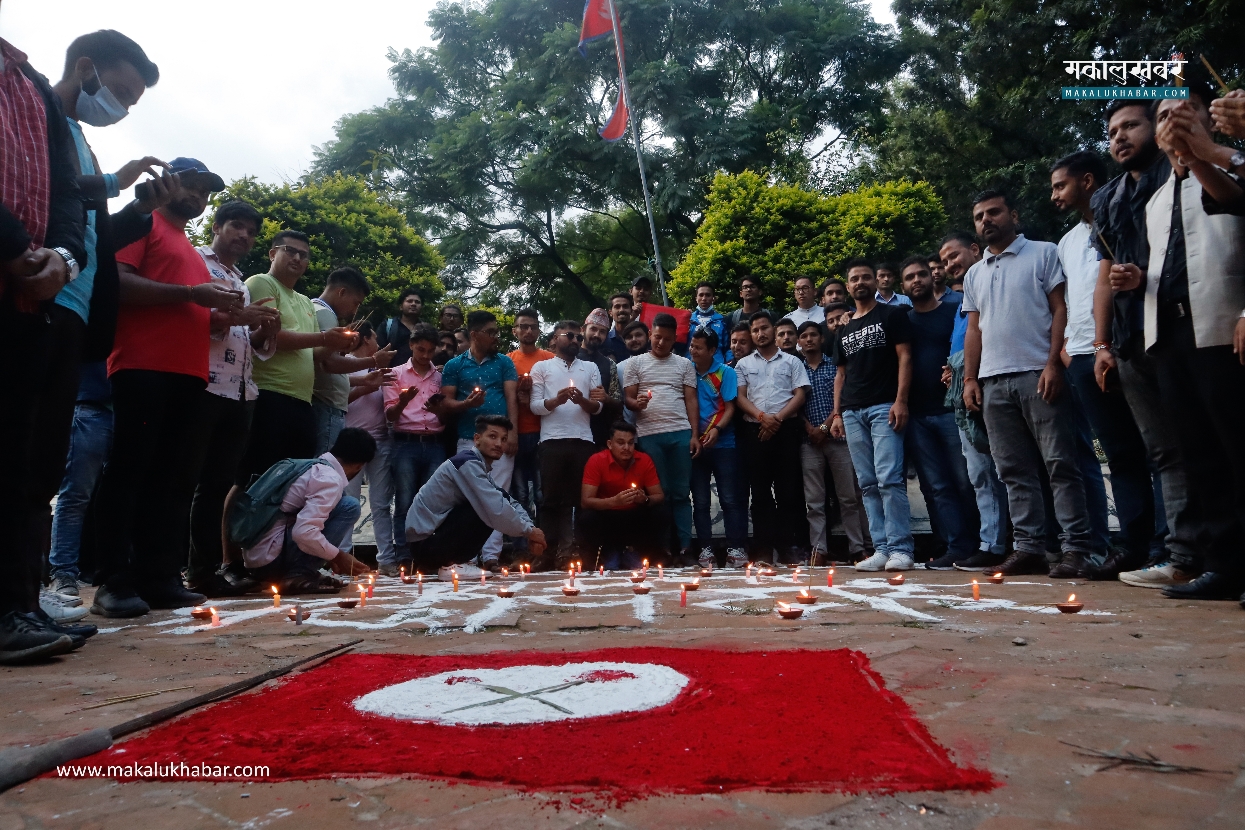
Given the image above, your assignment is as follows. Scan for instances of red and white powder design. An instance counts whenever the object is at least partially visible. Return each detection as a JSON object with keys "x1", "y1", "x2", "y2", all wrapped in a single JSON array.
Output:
[
  {"x1": 355, "y1": 661, "x2": 687, "y2": 725},
  {"x1": 73, "y1": 648, "x2": 996, "y2": 797}
]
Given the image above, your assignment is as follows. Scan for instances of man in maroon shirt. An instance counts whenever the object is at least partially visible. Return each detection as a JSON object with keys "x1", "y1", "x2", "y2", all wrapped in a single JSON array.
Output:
[{"x1": 577, "y1": 421, "x2": 669, "y2": 570}]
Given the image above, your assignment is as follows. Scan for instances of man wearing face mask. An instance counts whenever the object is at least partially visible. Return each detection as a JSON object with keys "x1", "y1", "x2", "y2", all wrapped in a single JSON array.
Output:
[{"x1": 90, "y1": 159, "x2": 245, "y2": 617}]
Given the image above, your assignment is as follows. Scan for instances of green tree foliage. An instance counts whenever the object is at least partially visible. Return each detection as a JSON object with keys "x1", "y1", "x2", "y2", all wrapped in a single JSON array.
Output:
[
  {"x1": 204, "y1": 174, "x2": 445, "y2": 321},
  {"x1": 860, "y1": 0, "x2": 1240, "y2": 242},
  {"x1": 311, "y1": 0, "x2": 900, "y2": 311},
  {"x1": 669, "y1": 172, "x2": 945, "y2": 311}
]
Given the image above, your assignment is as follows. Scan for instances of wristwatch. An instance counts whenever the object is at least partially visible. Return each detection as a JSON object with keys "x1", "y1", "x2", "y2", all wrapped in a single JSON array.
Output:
[
  {"x1": 818, "y1": 423, "x2": 830, "y2": 434},
  {"x1": 51, "y1": 247, "x2": 80, "y2": 282},
  {"x1": 1228, "y1": 151, "x2": 1245, "y2": 176}
]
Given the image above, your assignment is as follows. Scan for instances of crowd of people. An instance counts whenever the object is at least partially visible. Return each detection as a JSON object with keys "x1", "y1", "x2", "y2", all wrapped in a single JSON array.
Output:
[{"x1": 4, "y1": 27, "x2": 1245, "y2": 665}]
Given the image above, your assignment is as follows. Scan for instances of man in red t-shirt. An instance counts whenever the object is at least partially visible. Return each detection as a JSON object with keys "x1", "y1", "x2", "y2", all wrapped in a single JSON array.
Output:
[
  {"x1": 91, "y1": 158, "x2": 242, "y2": 618},
  {"x1": 578, "y1": 421, "x2": 669, "y2": 570}
]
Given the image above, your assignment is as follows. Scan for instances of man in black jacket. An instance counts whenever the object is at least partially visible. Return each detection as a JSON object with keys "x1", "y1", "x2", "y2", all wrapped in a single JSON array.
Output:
[{"x1": 0, "y1": 37, "x2": 89, "y2": 663}]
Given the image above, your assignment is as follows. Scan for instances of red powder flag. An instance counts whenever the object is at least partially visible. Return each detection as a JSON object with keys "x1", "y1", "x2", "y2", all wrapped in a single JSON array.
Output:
[
  {"x1": 637, "y1": 302, "x2": 692, "y2": 343},
  {"x1": 70, "y1": 648, "x2": 994, "y2": 796}
]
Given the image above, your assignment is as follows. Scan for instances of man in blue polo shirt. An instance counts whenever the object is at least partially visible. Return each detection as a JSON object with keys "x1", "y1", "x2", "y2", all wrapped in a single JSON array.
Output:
[{"x1": 439, "y1": 310, "x2": 519, "y2": 569}]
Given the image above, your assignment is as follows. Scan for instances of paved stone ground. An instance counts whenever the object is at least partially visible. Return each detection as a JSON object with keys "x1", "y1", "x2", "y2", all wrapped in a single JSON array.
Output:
[{"x1": 2, "y1": 568, "x2": 1242, "y2": 829}]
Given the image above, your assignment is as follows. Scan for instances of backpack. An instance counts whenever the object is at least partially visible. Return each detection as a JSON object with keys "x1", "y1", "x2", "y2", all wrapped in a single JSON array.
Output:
[{"x1": 227, "y1": 458, "x2": 327, "y2": 548}]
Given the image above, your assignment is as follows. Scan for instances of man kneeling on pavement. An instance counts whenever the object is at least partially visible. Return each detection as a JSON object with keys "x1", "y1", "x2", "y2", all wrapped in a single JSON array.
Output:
[
  {"x1": 241, "y1": 428, "x2": 376, "y2": 593},
  {"x1": 404, "y1": 415, "x2": 548, "y2": 581}
]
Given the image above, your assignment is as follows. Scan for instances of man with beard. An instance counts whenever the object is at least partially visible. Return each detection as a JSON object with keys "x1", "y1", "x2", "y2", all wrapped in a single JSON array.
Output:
[
  {"x1": 1089, "y1": 100, "x2": 1199, "y2": 589},
  {"x1": 507, "y1": 308, "x2": 553, "y2": 530},
  {"x1": 962, "y1": 191, "x2": 1094, "y2": 580},
  {"x1": 775, "y1": 317, "x2": 799, "y2": 356},
  {"x1": 91, "y1": 160, "x2": 247, "y2": 617},
  {"x1": 437, "y1": 303, "x2": 464, "y2": 334},
  {"x1": 727, "y1": 322, "x2": 753, "y2": 367},
  {"x1": 376, "y1": 288, "x2": 423, "y2": 367},
  {"x1": 604, "y1": 292, "x2": 634, "y2": 363},
  {"x1": 725, "y1": 275, "x2": 768, "y2": 331},
  {"x1": 531, "y1": 320, "x2": 604, "y2": 569},
  {"x1": 579, "y1": 308, "x2": 623, "y2": 445}
]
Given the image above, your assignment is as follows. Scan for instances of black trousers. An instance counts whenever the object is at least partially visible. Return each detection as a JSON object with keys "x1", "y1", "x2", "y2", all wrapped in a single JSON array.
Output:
[
  {"x1": 186, "y1": 392, "x2": 255, "y2": 581},
  {"x1": 0, "y1": 302, "x2": 84, "y2": 613},
  {"x1": 577, "y1": 503, "x2": 671, "y2": 560},
  {"x1": 93, "y1": 369, "x2": 206, "y2": 590},
  {"x1": 236, "y1": 389, "x2": 316, "y2": 487},
  {"x1": 1152, "y1": 313, "x2": 1245, "y2": 575},
  {"x1": 538, "y1": 438, "x2": 596, "y2": 556},
  {"x1": 408, "y1": 504, "x2": 494, "y2": 572},
  {"x1": 738, "y1": 418, "x2": 806, "y2": 553}
]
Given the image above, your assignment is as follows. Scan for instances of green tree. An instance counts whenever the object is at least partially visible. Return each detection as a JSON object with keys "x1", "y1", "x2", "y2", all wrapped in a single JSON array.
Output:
[
  {"x1": 669, "y1": 171, "x2": 946, "y2": 311},
  {"x1": 860, "y1": 0, "x2": 1241, "y2": 242},
  {"x1": 311, "y1": 0, "x2": 900, "y2": 313},
  {"x1": 204, "y1": 174, "x2": 446, "y2": 322}
]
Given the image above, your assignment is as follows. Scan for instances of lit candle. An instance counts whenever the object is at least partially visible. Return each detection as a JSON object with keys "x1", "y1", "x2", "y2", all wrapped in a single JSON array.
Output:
[
  {"x1": 502, "y1": 567, "x2": 509, "y2": 578},
  {"x1": 599, "y1": 565, "x2": 604, "y2": 576},
  {"x1": 680, "y1": 585, "x2": 687, "y2": 607},
  {"x1": 209, "y1": 607, "x2": 220, "y2": 627},
  {"x1": 972, "y1": 579, "x2": 980, "y2": 601},
  {"x1": 521, "y1": 564, "x2": 528, "y2": 581},
  {"x1": 367, "y1": 575, "x2": 375, "y2": 598},
  {"x1": 568, "y1": 568, "x2": 575, "y2": 587},
  {"x1": 271, "y1": 585, "x2": 280, "y2": 607},
  {"x1": 791, "y1": 567, "x2": 801, "y2": 584},
  {"x1": 452, "y1": 571, "x2": 459, "y2": 593},
  {"x1": 827, "y1": 567, "x2": 834, "y2": 587},
  {"x1": 480, "y1": 569, "x2": 486, "y2": 585},
  {"x1": 417, "y1": 571, "x2": 423, "y2": 596},
  {"x1": 399, "y1": 565, "x2": 405, "y2": 579},
  {"x1": 647, "y1": 389, "x2": 653, "y2": 400},
  {"x1": 642, "y1": 558, "x2": 649, "y2": 575},
  {"x1": 658, "y1": 564, "x2": 664, "y2": 580},
  {"x1": 358, "y1": 584, "x2": 367, "y2": 607},
  {"x1": 746, "y1": 563, "x2": 753, "y2": 579}
]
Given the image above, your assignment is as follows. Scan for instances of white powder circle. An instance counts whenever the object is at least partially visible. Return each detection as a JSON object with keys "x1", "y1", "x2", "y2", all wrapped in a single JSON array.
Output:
[{"x1": 353, "y1": 661, "x2": 689, "y2": 725}]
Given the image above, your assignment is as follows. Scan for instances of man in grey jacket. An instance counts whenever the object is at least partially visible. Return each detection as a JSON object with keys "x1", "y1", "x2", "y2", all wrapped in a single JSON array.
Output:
[{"x1": 406, "y1": 414, "x2": 547, "y2": 581}]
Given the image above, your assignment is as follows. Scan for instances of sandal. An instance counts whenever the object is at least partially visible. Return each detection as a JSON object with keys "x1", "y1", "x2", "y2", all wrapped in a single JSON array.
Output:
[{"x1": 279, "y1": 574, "x2": 345, "y2": 595}]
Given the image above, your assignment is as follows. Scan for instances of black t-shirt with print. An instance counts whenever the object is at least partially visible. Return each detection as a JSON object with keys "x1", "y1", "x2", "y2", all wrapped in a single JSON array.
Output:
[{"x1": 833, "y1": 304, "x2": 912, "y2": 411}]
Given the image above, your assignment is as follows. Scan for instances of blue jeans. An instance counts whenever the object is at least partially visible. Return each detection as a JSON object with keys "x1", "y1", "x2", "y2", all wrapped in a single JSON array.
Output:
[
  {"x1": 959, "y1": 428, "x2": 1009, "y2": 554},
  {"x1": 345, "y1": 435, "x2": 395, "y2": 564},
  {"x1": 843, "y1": 404, "x2": 914, "y2": 556},
  {"x1": 906, "y1": 412, "x2": 977, "y2": 557},
  {"x1": 1072, "y1": 396, "x2": 1110, "y2": 560},
  {"x1": 391, "y1": 436, "x2": 446, "y2": 559},
  {"x1": 49, "y1": 403, "x2": 114, "y2": 581},
  {"x1": 690, "y1": 445, "x2": 747, "y2": 549},
  {"x1": 275, "y1": 494, "x2": 360, "y2": 579},
  {"x1": 312, "y1": 401, "x2": 346, "y2": 456},
  {"x1": 638, "y1": 429, "x2": 694, "y2": 549}
]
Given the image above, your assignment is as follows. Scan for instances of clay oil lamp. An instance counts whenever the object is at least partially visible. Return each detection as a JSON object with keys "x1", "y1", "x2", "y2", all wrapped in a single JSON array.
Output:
[
  {"x1": 1056, "y1": 593, "x2": 1084, "y2": 614},
  {"x1": 775, "y1": 602, "x2": 803, "y2": 620},
  {"x1": 795, "y1": 588, "x2": 817, "y2": 605}
]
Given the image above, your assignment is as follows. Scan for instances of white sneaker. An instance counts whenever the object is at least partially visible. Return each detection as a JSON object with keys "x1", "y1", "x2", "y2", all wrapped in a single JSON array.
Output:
[
  {"x1": 438, "y1": 563, "x2": 488, "y2": 582},
  {"x1": 854, "y1": 552, "x2": 890, "y2": 571},
  {"x1": 39, "y1": 592, "x2": 89, "y2": 622},
  {"x1": 885, "y1": 553, "x2": 915, "y2": 571},
  {"x1": 1118, "y1": 562, "x2": 1195, "y2": 589},
  {"x1": 698, "y1": 547, "x2": 716, "y2": 570},
  {"x1": 725, "y1": 548, "x2": 748, "y2": 569}
]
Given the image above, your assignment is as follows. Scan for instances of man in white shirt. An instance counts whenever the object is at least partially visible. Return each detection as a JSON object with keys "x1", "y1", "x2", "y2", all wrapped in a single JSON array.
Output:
[
  {"x1": 783, "y1": 275, "x2": 826, "y2": 329},
  {"x1": 734, "y1": 311, "x2": 809, "y2": 564},
  {"x1": 623, "y1": 313, "x2": 700, "y2": 563},
  {"x1": 185, "y1": 201, "x2": 280, "y2": 598},
  {"x1": 244, "y1": 428, "x2": 375, "y2": 593},
  {"x1": 531, "y1": 320, "x2": 604, "y2": 569},
  {"x1": 1051, "y1": 151, "x2": 1157, "y2": 579}
]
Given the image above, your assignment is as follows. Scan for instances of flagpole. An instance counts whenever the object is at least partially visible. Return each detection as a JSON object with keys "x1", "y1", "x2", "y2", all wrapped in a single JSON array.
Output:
[{"x1": 606, "y1": 0, "x2": 668, "y2": 306}]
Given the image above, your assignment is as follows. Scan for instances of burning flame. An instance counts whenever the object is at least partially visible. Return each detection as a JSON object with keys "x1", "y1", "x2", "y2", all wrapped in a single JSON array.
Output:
[
  {"x1": 1068, "y1": 593, "x2": 1076, "y2": 602},
  {"x1": 777, "y1": 602, "x2": 789, "y2": 611}
]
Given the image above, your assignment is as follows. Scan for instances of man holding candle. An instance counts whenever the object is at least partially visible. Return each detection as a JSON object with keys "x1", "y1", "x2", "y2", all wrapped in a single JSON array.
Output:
[
  {"x1": 439, "y1": 311, "x2": 520, "y2": 571},
  {"x1": 405, "y1": 415, "x2": 546, "y2": 580},
  {"x1": 531, "y1": 320, "x2": 604, "y2": 570},
  {"x1": 623, "y1": 313, "x2": 699, "y2": 565},
  {"x1": 507, "y1": 308, "x2": 553, "y2": 534},
  {"x1": 344, "y1": 322, "x2": 399, "y2": 575},
  {"x1": 242, "y1": 428, "x2": 375, "y2": 593},
  {"x1": 578, "y1": 307, "x2": 623, "y2": 446},
  {"x1": 578, "y1": 421, "x2": 668, "y2": 570},
  {"x1": 384, "y1": 323, "x2": 447, "y2": 573}
]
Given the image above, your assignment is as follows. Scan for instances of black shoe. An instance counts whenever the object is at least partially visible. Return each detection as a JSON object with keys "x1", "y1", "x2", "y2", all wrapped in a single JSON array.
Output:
[
  {"x1": 90, "y1": 584, "x2": 151, "y2": 618},
  {"x1": 1048, "y1": 551, "x2": 1089, "y2": 579},
  {"x1": 219, "y1": 562, "x2": 254, "y2": 588},
  {"x1": 995, "y1": 550, "x2": 1049, "y2": 576},
  {"x1": 137, "y1": 579, "x2": 206, "y2": 610},
  {"x1": 32, "y1": 608, "x2": 95, "y2": 645},
  {"x1": 1088, "y1": 545, "x2": 1148, "y2": 581},
  {"x1": 927, "y1": 551, "x2": 975, "y2": 571},
  {"x1": 186, "y1": 571, "x2": 257, "y2": 598},
  {"x1": 0, "y1": 611, "x2": 76, "y2": 664},
  {"x1": 1162, "y1": 571, "x2": 1242, "y2": 601},
  {"x1": 953, "y1": 552, "x2": 1006, "y2": 572}
]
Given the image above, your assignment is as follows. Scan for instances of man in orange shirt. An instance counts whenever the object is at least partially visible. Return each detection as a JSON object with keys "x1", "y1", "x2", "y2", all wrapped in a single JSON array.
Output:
[{"x1": 508, "y1": 308, "x2": 553, "y2": 532}]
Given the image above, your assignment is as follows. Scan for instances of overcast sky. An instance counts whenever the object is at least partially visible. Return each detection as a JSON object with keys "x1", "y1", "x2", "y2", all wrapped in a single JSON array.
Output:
[{"x1": 2, "y1": 0, "x2": 895, "y2": 205}]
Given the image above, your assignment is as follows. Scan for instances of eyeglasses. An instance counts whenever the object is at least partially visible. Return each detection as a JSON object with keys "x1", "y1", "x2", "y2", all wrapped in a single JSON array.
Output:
[
  {"x1": 515, "y1": 323, "x2": 540, "y2": 331},
  {"x1": 794, "y1": 284, "x2": 814, "y2": 292},
  {"x1": 274, "y1": 245, "x2": 309, "y2": 261},
  {"x1": 480, "y1": 329, "x2": 500, "y2": 338},
  {"x1": 560, "y1": 332, "x2": 585, "y2": 342}
]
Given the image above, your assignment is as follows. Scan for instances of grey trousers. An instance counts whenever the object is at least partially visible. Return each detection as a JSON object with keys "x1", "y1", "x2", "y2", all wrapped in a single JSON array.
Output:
[
  {"x1": 1117, "y1": 350, "x2": 1198, "y2": 569},
  {"x1": 981, "y1": 370, "x2": 1093, "y2": 558},
  {"x1": 800, "y1": 440, "x2": 873, "y2": 557}
]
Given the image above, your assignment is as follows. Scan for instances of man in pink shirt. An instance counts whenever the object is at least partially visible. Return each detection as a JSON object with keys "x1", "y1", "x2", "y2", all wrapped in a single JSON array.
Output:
[
  {"x1": 243, "y1": 428, "x2": 375, "y2": 593},
  {"x1": 384, "y1": 323, "x2": 447, "y2": 571}
]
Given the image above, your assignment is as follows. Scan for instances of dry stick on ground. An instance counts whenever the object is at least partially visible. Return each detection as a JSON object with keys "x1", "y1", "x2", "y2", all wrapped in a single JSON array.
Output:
[
  {"x1": 77, "y1": 686, "x2": 195, "y2": 712},
  {"x1": 1060, "y1": 741, "x2": 1232, "y2": 775}
]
